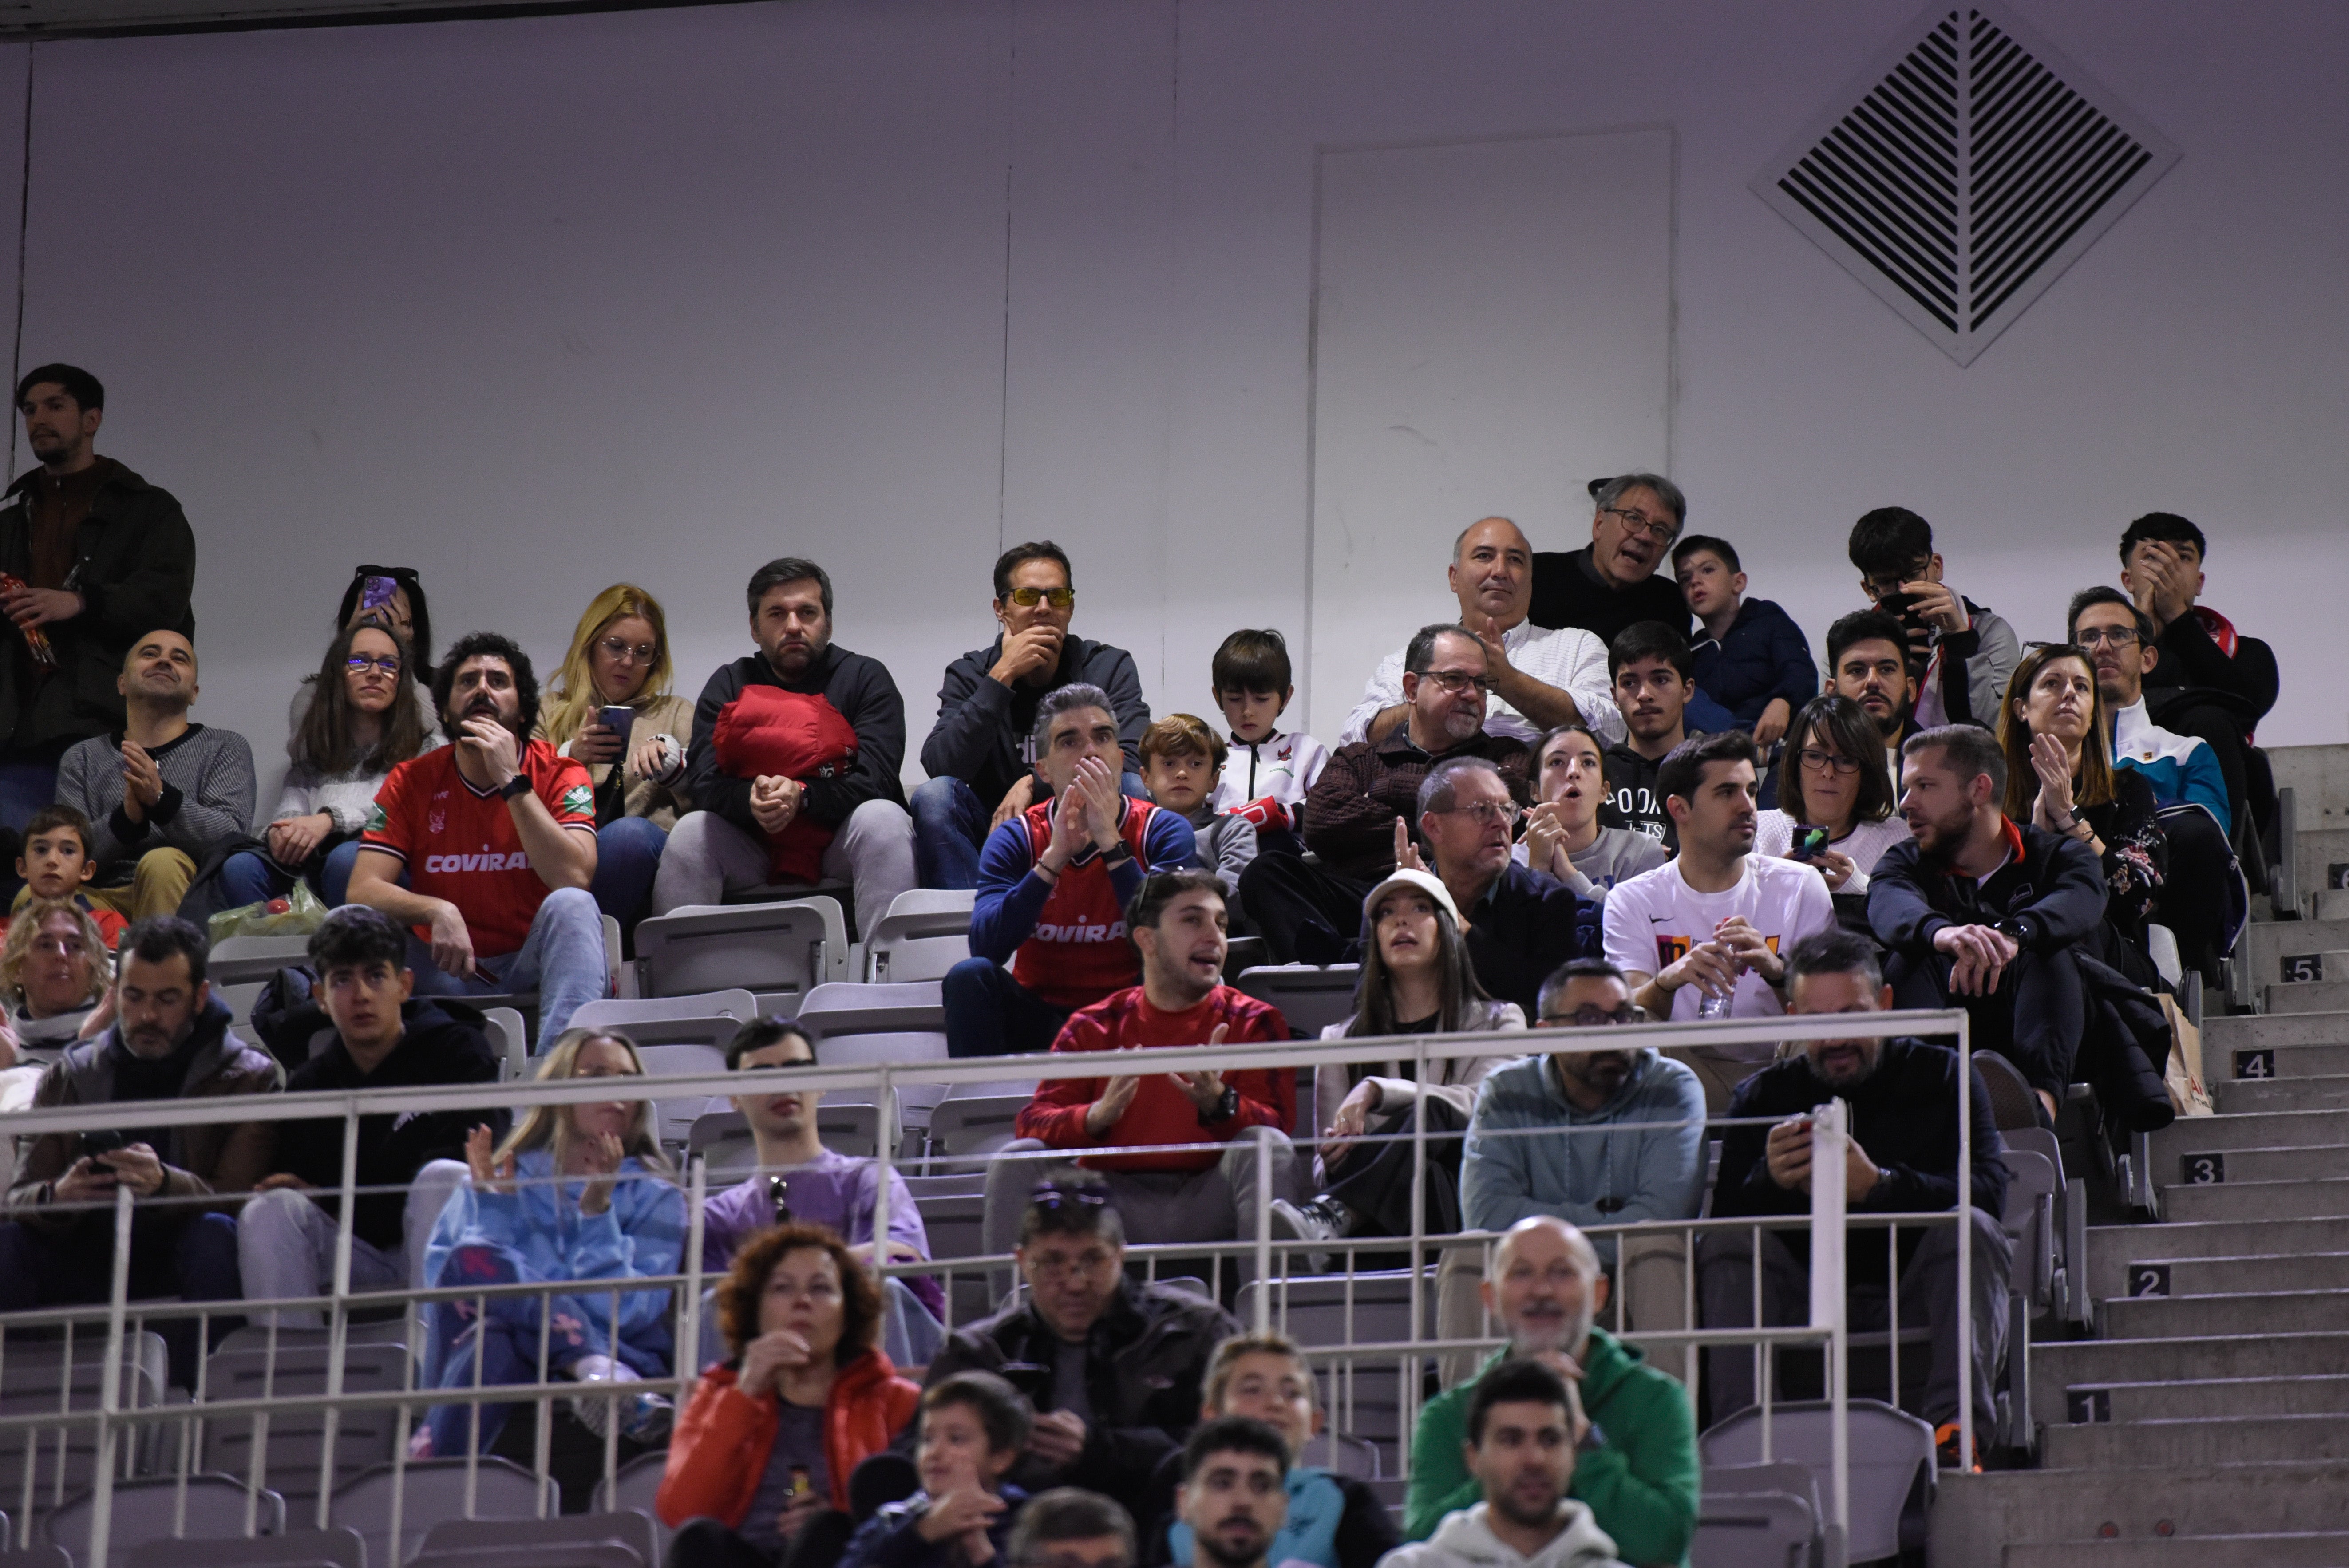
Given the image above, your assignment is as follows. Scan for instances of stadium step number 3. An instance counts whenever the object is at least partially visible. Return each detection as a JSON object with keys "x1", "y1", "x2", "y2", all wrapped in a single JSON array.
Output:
[
  {"x1": 2128, "y1": 1263, "x2": 2171, "y2": 1298},
  {"x1": 2180, "y1": 1153, "x2": 2226, "y2": 1185},
  {"x1": 2235, "y1": 1048, "x2": 2276, "y2": 1079}
]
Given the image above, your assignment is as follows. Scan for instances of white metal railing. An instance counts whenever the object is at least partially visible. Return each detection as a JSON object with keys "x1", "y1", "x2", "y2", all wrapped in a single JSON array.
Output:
[{"x1": 0, "y1": 1007, "x2": 1978, "y2": 1565}]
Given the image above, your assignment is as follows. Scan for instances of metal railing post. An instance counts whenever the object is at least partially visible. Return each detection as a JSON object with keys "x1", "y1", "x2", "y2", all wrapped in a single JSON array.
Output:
[
  {"x1": 88, "y1": 1182, "x2": 134, "y2": 1568},
  {"x1": 317, "y1": 1105, "x2": 361, "y2": 1527},
  {"x1": 1810, "y1": 1097, "x2": 1850, "y2": 1544},
  {"x1": 1957, "y1": 1013, "x2": 1975, "y2": 1468}
]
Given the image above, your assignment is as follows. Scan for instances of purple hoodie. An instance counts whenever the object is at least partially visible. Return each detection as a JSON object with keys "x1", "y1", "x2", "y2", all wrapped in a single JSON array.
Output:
[{"x1": 700, "y1": 1147, "x2": 943, "y2": 1319}]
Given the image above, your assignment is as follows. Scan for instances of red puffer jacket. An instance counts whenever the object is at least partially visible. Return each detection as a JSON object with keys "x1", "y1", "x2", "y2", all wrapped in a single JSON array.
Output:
[
  {"x1": 710, "y1": 683, "x2": 862, "y2": 882},
  {"x1": 655, "y1": 1347, "x2": 920, "y2": 1525}
]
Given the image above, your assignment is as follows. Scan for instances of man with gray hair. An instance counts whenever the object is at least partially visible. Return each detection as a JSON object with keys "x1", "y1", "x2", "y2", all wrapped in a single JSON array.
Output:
[
  {"x1": 1530, "y1": 476, "x2": 1697, "y2": 647},
  {"x1": 1700, "y1": 925, "x2": 2012, "y2": 1469},
  {"x1": 1403, "y1": 754, "x2": 1597, "y2": 1016},
  {"x1": 943, "y1": 683, "x2": 1197, "y2": 1058},
  {"x1": 1343, "y1": 517, "x2": 1618, "y2": 748}
]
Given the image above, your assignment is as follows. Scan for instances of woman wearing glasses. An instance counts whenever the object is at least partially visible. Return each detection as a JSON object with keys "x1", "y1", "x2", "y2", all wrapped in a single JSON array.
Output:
[
  {"x1": 662, "y1": 1221, "x2": 921, "y2": 1568},
  {"x1": 219, "y1": 619, "x2": 439, "y2": 909},
  {"x1": 332, "y1": 565, "x2": 435, "y2": 687},
  {"x1": 537, "y1": 584, "x2": 693, "y2": 931},
  {"x1": 1752, "y1": 695, "x2": 1911, "y2": 896}
]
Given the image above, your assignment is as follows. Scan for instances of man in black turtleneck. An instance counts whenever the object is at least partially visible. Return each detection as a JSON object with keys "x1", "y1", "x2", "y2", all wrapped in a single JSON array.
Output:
[{"x1": 0, "y1": 915, "x2": 279, "y2": 1384}]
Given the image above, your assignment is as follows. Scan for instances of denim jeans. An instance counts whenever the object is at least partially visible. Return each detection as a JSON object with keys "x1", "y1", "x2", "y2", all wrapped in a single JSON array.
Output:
[
  {"x1": 217, "y1": 840, "x2": 366, "y2": 911},
  {"x1": 404, "y1": 886, "x2": 606, "y2": 1048},
  {"x1": 590, "y1": 816, "x2": 668, "y2": 932}
]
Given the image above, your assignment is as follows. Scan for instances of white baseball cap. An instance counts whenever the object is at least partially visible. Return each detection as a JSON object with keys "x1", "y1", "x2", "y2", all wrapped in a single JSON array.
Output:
[{"x1": 1360, "y1": 867, "x2": 1462, "y2": 929}]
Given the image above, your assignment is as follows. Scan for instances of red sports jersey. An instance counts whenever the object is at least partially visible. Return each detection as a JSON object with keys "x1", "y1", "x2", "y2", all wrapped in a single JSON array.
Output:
[
  {"x1": 1011, "y1": 795, "x2": 1165, "y2": 1009},
  {"x1": 1016, "y1": 984, "x2": 1294, "y2": 1172},
  {"x1": 362, "y1": 740, "x2": 596, "y2": 957}
]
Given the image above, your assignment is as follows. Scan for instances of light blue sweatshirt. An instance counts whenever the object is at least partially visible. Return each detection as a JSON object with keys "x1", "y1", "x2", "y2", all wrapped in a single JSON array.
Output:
[{"x1": 1460, "y1": 1049, "x2": 1708, "y2": 1255}]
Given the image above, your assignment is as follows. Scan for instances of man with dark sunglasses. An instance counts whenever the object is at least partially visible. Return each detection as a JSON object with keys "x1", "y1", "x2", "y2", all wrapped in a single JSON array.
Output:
[
  {"x1": 915, "y1": 541, "x2": 1153, "y2": 889},
  {"x1": 1459, "y1": 958, "x2": 1706, "y2": 1336}
]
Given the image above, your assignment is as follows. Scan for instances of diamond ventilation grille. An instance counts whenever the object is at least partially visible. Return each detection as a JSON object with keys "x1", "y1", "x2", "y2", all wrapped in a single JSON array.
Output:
[{"x1": 1756, "y1": 3, "x2": 2177, "y2": 364}]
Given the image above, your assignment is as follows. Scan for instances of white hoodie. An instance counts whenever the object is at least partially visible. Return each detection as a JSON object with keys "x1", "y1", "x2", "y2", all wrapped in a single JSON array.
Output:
[{"x1": 1377, "y1": 1501, "x2": 1625, "y2": 1568}]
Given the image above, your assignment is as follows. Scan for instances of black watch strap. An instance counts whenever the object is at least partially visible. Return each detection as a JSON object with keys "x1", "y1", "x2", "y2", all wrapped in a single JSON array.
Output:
[
  {"x1": 1198, "y1": 1083, "x2": 1240, "y2": 1125},
  {"x1": 498, "y1": 774, "x2": 533, "y2": 800}
]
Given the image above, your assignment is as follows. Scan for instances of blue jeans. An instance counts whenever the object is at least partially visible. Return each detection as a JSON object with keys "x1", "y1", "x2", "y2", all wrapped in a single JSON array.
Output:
[
  {"x1": 405, "y1": 886, "x2": 605, "y2": 1049},
  {"x1": 589, "y1": 816, "x2": 667, "y2": 931},
  {"x1": 0, "y1": 1211, "x2": 241, "y2": 1388},
  {"x1": 911, "y1": 772, "x2": 1150, "y2": 890},
  {"x1": 942, "y1": 956, "x2": 1072, "y2": 1058},
  {"x1": 217, "y1": 840, "x2": 366, "y2": 910}
]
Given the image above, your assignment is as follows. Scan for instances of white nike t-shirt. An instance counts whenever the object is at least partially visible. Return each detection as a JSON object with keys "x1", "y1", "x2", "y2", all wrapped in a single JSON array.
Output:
[{"x1": 1602, "y1": 854, "x2": 1837, "y2": 1055}]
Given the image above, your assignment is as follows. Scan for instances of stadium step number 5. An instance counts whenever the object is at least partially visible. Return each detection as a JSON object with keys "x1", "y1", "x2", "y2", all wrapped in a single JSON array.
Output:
[
  {"x1": 2180, "y1": 1153, "x2": 2226, "y2": 1185},
  {"x1": 2281, "y1": 953, "x2": 2324, "y2": 983}
]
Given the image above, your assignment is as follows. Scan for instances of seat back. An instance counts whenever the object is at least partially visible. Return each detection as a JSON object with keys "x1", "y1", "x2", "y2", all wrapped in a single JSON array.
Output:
[
  {"x1": 1690, "y1": 1487, "x2": 1815, "y2": 1568},
  {"x1": 570, "y1": 991, "x2": 759, "y2": 1032},
  {"x1": 208, "y1": 936, "x2": 318, "y2": 987},
  {"x1": 800, "y1": 981, "x2": 947, "y2": 1039},
  {"x1": 410, "y1": 1545, "x2": 641, "y2": 1568},
  {"x1": 45, "y1": 1476, "x2": 287, "y2": 1558},
  {"x1": 0, "y1": 1334, "x2": 174, "y2": 1504},
  {"x1": 630, "y1": 1041, "x2": 733, "y2": 1148},
  {"x1": 1234, "y1": 965, "x2": 1361, "y2": 1038},
  {"x1": 1698, "y1": 1398, "x2": 1934, "y2": 1563},
  {"x1": 589, "y1": 1456, "x2": 670, "y2": 1547},
  {"x1": 1297, "y1": 1432, "x2": 1378, "y2": 1480},
  {"x1": 420, "y1": 1509, "x2": 659, "y2": 1567},
  {"x1": 328, "y1": 1458, "x2": 554, "y2": 1568},
  {"x1": 125, "y1": 1527, "x2": 366, "y2": 1568},
  {"x1": 1997, "y1": 1146, "x2": 2060, "y2": 1310},
  {"x1": 482, "y1": 1008, "x2": 528, "y2": 1079},
  {"x1": 862, "y1": 916, "x2": 972, "y2": 985},
  {"x1": 906, "y1": 1172, "x2": 989, "y2": 1326},
  {"x1": 926, "y1": 1084, "x2": 1037, "y2": 1170},
  {"x1": 634, "y1": 902, "x2": 846, "y2": 1002},
  {"x1": 199, "y1": 1342, "x2": 415, "y2": 1506}
]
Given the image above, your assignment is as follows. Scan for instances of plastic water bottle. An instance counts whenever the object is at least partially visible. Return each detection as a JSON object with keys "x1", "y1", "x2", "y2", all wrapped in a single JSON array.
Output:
[{"x1": 1697, "y1": 983, "x2": 1734, "y2": 1020}]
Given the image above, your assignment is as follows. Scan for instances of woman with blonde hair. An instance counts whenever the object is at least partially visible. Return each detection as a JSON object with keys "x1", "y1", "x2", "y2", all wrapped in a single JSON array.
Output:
[
  {"x1": 0, "y1": 896, "x2": 112, "y2": 1048},
  {"x1": 416, "y1": 1026, "x2": 687, "y2": 1462},
  {"x1": 536, "y1": 584, "x2": 694, "y2": 930}
]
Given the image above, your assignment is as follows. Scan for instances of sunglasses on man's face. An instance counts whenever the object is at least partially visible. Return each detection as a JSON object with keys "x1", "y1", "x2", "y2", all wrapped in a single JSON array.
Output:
[{"x1": 1006, "y1": 586, "x2": 1076, "y2": 610}]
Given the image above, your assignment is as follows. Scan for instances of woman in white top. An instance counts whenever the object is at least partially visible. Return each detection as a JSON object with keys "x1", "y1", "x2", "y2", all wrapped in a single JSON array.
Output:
[
  {"x1": 1515, "y1": 722, "x2": 1670, "y2": 900},
  {"x1": 1269, "y1": 869, "x2": 1525, "y2": 1253},
  {"x1": 1752, "y1": 695, "x2": 1911, "y2": 895}
]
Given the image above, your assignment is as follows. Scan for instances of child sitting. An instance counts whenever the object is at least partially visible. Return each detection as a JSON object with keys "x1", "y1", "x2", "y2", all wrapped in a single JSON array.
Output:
[
  {"x1": 841, "y1": 1372, "x2": 1032, "y2": 1568},
  {"x1": 1207, "y1": 629, "x2": 1328, "y2": 853},
  {"x1": 4, "y1": 806, "x2": 129, "y2": 948},
  {"x1": 1143, "y1": 715, "x2": 1257, "y2": 927},
  {"x1": 1672, "y1": 535, "x2": 1817, "y2": 751}
]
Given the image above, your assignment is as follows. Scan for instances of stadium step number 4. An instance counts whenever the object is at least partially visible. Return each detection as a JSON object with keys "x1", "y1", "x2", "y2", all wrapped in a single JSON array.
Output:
[
  {"x1": 2180, "y1": 1153, "x2": 2226, "y2": 1185},
  {"x1": 2235, "y1": 1048, "x2": 2276, "y2": 1079}
]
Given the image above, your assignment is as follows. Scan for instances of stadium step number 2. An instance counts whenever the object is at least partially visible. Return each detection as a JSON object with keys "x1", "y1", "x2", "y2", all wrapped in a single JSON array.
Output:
[
  {"x1": 2180, "y1": 1153, "x2": 2226, "y2": 1185},
  {"x1": 2128, "y1": 1263, "x2": 2171, "y2": 1298}
]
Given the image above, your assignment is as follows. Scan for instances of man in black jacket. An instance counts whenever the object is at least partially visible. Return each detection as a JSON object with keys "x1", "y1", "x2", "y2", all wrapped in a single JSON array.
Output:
[
  {"x1": 1527, "y1": 476, "x2": 1694, "y2": 648},
  {"x1": 237, "y1": 907, "x2": 502, "y2": 1326},
  {"x1": 913, "y1": 542, "x2": 1151, "y2": 889},
  {"x1": 652, "y1": 557, "x2": 914, "y2": 938},
  {"x1": 922, "y1": 1174, "x2": 1236, "y2": 1502},
  {"x1": 1699, "y1": 928, "x2": 2011, "y2": 1463},
  {"x1": 1867, "y1": 724, "x2": 2106, "y2": 1122},
  {"x1": 0, "y1": 365, "x2": 196, "y2": 837}
]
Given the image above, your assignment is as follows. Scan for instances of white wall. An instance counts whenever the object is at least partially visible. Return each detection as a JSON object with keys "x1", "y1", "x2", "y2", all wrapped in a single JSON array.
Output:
[{"x1": 6, "y1": 0, "x2": 2344, "y2": 806}]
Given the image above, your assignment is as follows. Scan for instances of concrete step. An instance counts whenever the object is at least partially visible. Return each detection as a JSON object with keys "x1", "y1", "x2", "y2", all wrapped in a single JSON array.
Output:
[
  {"x1": 2157, "y1": 1144, "x2": 2349, "y2": 1187},
  {"x1": 2148, "y1": 1106, "x2": 2349, "y2": 1168},
  {"x1": 2041, "y1": 1411, "x2": 2349, "y2": 1469},
  {"x1": 2294, "y1": 826, "x2": 2349, "y2": 899},
  {"x1": 2315, "y1": 889, "x2": 2349, "y2": 921},
  {"x1": 2210, "y1": 1042, "x2": 2349, "y2": 1082},
  {"x1": 2083, "y1": 1374, "x2": 2349, "y2": 1422},
  {"x1": 2216, "y1": 1073, "x2": 2349, "y2": 1112},
  {"x1": 2087, "y1": 1216, "x2": 2349, "y2": 1297},
  {"x1": 2270, "y1": 745, "x2": 2349, "y2": 831},
  {"x1": 2163, "y1": 1176, "x2": 2349, "y2": 1222},
  {"x1": 2244, "y1": 918, "x2": 2349, "y2": 984},
  {"x1": 2031, "y1": 1332, "x2": 2349, "y2": 1428},
  {"x1": 2267, "y1": 979, "x2": 2349, "y2": 1014},
  {"x1": 1930, "y1": 1462, "x2": 2349, "y2": 1564},
  {"x1": 2203, "y1": 1010, "x2": 2349, "y2": 1051},
  {"x1": 2101, "y1": 1286, "x2": 2349, "y2": 1339},
  {"x1": 2003, "y1": 1535, "x2": 2349, "y2": 1568},
  {"x1": 2108, "y1": 1250, "x2": 2349, "y2": 1296}
]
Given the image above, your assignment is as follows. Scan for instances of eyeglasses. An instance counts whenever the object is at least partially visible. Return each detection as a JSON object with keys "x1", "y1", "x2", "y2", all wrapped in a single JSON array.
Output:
[
  {"x1": 1025, "y1": 1246, "x2": 1119, "y2": 1282},
  {"x1": 1599, "y1": 506, "x2": 1679, "y2": 543},
  {"x1": 1420, "y1": 671, "x2": 1494, "y2": 695},
  {"x1": 1796, "y1": 748, "x2": 1861, "y2": 776},
  {"x1": 2074, "y1": 626, "x2": 2141, "y2": 648},
  {"x1": 1539, "y1": 1005, "x2": 1640, "y2": 1027},
  {"x1": 345, "y1": 654, "x2": 402, "y2": 676},
  {"x1": 1440, "y1": 800, "x2": 1520, "y2": 827},
  {"x1": 1007, "y1": 586, "x2": 1076, "y2": 610},
  {"x1": 597, "y1": 636, "x2": 658, "y2": 664}
]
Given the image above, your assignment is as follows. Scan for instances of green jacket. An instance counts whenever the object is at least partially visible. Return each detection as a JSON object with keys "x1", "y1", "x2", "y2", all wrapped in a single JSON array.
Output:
[{"x1": 1402, "y1": 1335, "x2": 1697, "y2": 1568}]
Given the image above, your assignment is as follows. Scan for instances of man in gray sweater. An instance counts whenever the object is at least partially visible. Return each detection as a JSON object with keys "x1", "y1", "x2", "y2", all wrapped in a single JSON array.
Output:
[{"x1": 52, "y1": 630, "x2": 253, "y2": 919}]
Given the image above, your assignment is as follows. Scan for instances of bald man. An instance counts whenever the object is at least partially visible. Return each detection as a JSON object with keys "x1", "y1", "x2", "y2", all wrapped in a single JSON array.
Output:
[
  {"x1": 1343, "y1": 519, "x2": 1621, "y2": 750},
  {"x1": 1407, "y1": 1217, "x2": 1697, "y2": 1568}
]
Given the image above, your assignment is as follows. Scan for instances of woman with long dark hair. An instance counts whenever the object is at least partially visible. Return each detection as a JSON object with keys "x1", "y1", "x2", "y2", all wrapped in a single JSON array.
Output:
[
  {"x1": 332, "y1": 565, "x2": 434, "y2": 688},
  {"x1": 1270, "y1": 869, "x2": 1524, "y2": 1253},
  {"x1": 219, "y1": 617, "x2": 438, "y2": 908},
  {"x1": 1752, "y1": 695, "x2": 1911, "y2": 895}
]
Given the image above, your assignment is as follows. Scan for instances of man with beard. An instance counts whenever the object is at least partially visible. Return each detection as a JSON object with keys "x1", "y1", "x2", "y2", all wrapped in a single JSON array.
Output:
[
  {"x1": 1461, "y1": 960, "x2": 1705, "y2": 1336},
  {"x1": 54, "y1": 630, "x2": 255, "y2": 919},
  {"x1": 0, "y1": 365, "x2": 197, "y2": 838},
  {"x1": 1824, "y1": 610, "x2": 1922, "y2": 795},
  {"x1": 1385, "y1": 1360, "x2": 1626, "y2": 1568},
  {"x1": 655, "y1": 557, "x2": 915, "y2": 938},
  {"x1": 1698, "y1": 927, "x2": 2011, "y2": 1469},
  {"x1": 1342, "y1": 518, "x2": 1617, "y2": 749},
  {"x1": 1171, "y1": 1418, "x2": 1290, "y2": 1568},
  {"x1": 1240, "y1": 625, "x2": 1530, "y2": 964},
  {"x1": 1866, "y1": 723, "x2": 2105, "y2": 1125},
  {"x1": 1602, "y1": 731, "x2": 1835, "y2": 1113},
  {"x1": 1599, "y1": 623, "x2": 1705, "y2": 849},
  {"x1": 351, "y1": 632, "x2": 605, "y2": 1043},
  {"x1": 2, "y1": 916, "x2": 274, "y2": 1386},
  {"x1": 1528, "y1": 475, "x2": 1695, "y2": 650},
  {"x1": 1405, "y1": 1216, "x2": 1696, "y2": 1567}
]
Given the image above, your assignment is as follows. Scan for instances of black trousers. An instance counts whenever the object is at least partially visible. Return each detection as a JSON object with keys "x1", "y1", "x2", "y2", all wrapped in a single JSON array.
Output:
[
  {"x1": 1321, "y1": 1098, "x2": 1469, "y2": 1239},
  {"x1": 1885, "y1": 945, "x2": 2082, "y2": 1095},
  {"x1": 1238, "y1": 853, "x2": 1371, "y2": 965}
]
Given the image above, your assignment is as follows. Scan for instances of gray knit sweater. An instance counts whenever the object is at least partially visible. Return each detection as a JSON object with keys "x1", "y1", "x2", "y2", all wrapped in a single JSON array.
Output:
[{"x1": 57, "y1": 723, "x2": 257, "y2": 882}]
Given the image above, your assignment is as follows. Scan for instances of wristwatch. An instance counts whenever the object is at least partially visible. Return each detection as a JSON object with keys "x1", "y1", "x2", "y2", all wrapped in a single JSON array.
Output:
[
  {"x1": 498, "y1": 774, "x2": 532, "y2": 800},
  {"x1": 1198, "y1": 1084, "x2": 1240, "y2": 1125},
  {"x1": 1099, "y1": 841, "x2": 1135, "y2": 869}
]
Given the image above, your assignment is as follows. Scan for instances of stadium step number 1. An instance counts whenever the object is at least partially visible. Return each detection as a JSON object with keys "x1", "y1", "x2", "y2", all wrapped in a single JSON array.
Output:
[
  {"x1": 2235, "y1": 1048, "x2": 2276, "y2": 1080},
  {"x1": 2067, "y1": 1388, "x2": 2111, "y2": 1425},
  {"x1": 2180, "y1": 1153, "x2": 2226, "y2": 1185}
]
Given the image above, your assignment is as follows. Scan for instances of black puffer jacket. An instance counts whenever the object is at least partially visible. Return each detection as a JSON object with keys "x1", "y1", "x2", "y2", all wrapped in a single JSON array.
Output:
[
  {"x1": 918, "y1": 1278, "x2": 1236, "y2": 1499},
  {"x1": 0, "y1": 460, "x2": 196, "y2": 749}
]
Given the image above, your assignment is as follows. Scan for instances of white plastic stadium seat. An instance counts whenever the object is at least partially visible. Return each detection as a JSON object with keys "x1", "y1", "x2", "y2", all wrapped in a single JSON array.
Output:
[
  {"x1": 1699, "y1": 1399, "x2": 1934, "y2": 1565},
  {"x1": 328, "y1": 1457, "x2": 554, "y2": 1568},
  {"x1": 45, "y1": 1476, "x2": 287, "y2": 1559},
  {"x1": 799, "y1": 982, "x2": 950, "y2": 1137},
  {"x1": 126, "y1": 1526, "x2": 366, "y2": 1568},
  {"x1": 634, "y1": 902, "x2": 847, "y2": 1002},
  {"x1": 630, "y1": 1039, "x2": 734, "y2": 1149},
  {"x1": 591, "y1": 1454, "x2": 672, "y2": 1548},
  {"x1": 0, "y1": 1334, "x2": 175, "y2": 1501},
  {"x1": 1234, "y1": 964, "x2": 1361, "y2": 1038},
  {"x1": 207, "y1": 934, "x2": 317, "y2": 987},
  {"x1": 572, "y1": 990, "x2": 759, "y2": 1032},
  {"x1": 420, "y1": 1509, "x2": 661, "y2": 1568},
  {"x1": 201, "y1": 1339, "x2": 415, "y2": 1506},
  {"x1": 861, "y1": 895, "x2": 973, "y2": 984}
]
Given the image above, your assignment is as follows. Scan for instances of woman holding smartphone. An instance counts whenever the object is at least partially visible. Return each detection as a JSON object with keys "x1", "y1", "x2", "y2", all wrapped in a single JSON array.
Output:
[
  {"x1": 1752, "y1": 695, "x2": 1911, "y2": 895},
  {"x1": 538, "y1": 584, "x2": 693, "y2": 932}
]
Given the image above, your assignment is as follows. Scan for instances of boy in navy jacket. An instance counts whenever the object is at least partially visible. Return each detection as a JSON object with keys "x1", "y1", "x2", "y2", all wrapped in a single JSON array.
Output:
[{"x1": 1673, "y1": 536, "x2": 1817, "y2": 752}]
